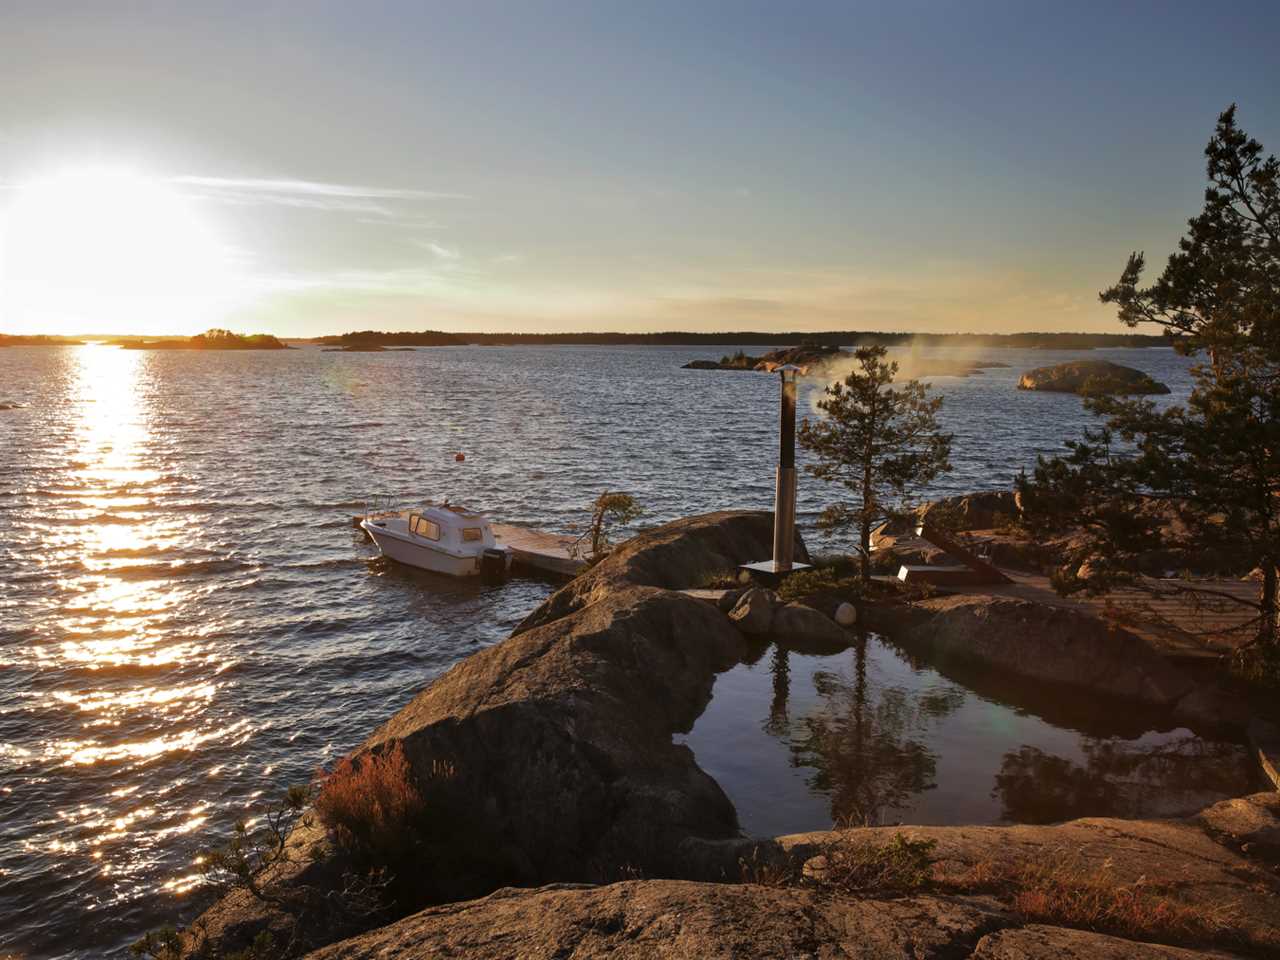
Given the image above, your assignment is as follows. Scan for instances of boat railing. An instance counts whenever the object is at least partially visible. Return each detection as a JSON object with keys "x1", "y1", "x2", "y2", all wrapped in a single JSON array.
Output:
[{"x1": 363, "y1": 494, "x2": 402, "y2": 519}]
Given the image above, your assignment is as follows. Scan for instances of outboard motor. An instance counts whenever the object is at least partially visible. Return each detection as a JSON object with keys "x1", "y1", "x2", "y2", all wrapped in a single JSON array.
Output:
[{"x1": 480, "y1": 548, "x2": 509, "y2": 584}]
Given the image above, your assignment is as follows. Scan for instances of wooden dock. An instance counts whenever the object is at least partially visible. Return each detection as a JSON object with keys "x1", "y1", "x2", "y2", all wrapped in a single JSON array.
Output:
[
  {"x1": 352, "y1": 513, "x2": 586, "y2": 579},
  {"x1": 491, "y1": 522, "x2": 586, "y2": 578}
]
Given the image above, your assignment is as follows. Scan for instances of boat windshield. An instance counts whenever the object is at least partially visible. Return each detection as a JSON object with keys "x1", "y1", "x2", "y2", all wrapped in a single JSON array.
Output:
[
  {"x1": 461, "y1": 528, "x2": 483, "y2": 542},
  {"x1": 410, "y1": 515, "x2": 441, "y2": 540}
]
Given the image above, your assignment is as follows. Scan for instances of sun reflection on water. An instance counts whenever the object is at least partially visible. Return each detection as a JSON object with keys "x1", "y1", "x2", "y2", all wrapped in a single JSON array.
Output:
[{"x1": 3, "y1": 344, "x2": 256, "y2": 940}]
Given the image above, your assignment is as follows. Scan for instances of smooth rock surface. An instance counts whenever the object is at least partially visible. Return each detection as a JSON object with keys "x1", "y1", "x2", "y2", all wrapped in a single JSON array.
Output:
[
  {"x1": 684, "y1": 813, "x2": 1280, "y2": 952},
  {"x1": 303, "y1": 880, "x2": 1012, "y2": 960},
  {"x1": 971, "y1": 925, "x2": 1245, "y2": 959},
  {"x1": 366, "y1": 585, "x2": 748, "y2": 882},
  {"x1": 517, "y1": 510, "x2": 807, "y2": 633}
]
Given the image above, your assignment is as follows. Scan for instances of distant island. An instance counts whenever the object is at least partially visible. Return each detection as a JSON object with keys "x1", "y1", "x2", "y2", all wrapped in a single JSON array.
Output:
[
  {"x1": 310, "y1": 329, "x2": 1173, "y2": 350},
  {"x1": 0, "y1": 334, "x2": 86, "y2": 346},
  {"x1": 112, "y1": 329, "x2": 288, "y2": 350},
  {"x1": 1017, "y1": 358, "x2": 1171, "y2": 395},
  {"x1": 684, "y1": 342, "x2": 1014, "y2": 376}
]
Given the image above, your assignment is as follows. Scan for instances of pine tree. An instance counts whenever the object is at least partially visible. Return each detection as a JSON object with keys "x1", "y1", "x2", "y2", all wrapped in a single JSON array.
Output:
[
  {"x1": 1019, "y1": 105, "x2": 1280, "y2": 673},
  {"x1": 799, "y1": 346, "x2": 952, "y2": 583}
]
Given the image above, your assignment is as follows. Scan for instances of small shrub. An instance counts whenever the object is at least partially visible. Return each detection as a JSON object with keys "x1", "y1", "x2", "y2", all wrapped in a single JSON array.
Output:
[
  {"x1": 818, "y1": 833, "x2": 936, "y2": 895},
  {"x1": 226, "y1": 930, "x2": 277, "y2": 960},
  {"x1": 776, "y1": 563, "x2": 863, "y2": 604},
  {"x1": 314, "y1": 742, "x2": 427, "y2": 868},
  {"x1": 1233, "y1": 644, "x2": 1280, "y2": 689},
  {"x1": 130, "y1": 925, "x2": 181, "y2": 960},
  {"x1": 691, "y1": 566, "x2": 739, "y2": 589},
  {"x1": 738, "y1": 850, "x2": 796, "y2": 888}
]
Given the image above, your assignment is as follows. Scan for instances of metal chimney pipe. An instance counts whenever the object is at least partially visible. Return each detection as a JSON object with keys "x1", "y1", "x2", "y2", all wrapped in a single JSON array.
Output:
[{"x1": 772, "y1": 366, "x2": 799, "y2": 570}]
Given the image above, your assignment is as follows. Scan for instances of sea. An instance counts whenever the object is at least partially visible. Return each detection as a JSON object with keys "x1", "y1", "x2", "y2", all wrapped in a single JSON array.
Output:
[{"x1": 0, "y1": 342, "x2": 1213, "y2": 957}]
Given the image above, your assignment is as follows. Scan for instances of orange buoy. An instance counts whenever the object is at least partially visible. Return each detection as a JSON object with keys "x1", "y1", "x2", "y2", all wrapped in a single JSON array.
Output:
[{"x1": 454, "y1": 452, "x2": 465, "y2": 462}]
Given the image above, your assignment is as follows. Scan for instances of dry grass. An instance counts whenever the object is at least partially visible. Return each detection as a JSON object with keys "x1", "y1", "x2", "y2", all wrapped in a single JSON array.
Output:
[
  {"x1": 940, "y1": 855, "x2": 1260, "y2": 952},
  {"x1": 738, "y1": 850, "x2": 797, "y2": 888},
  {"x1": 817, "y1": 833, "x2": 936, "y2": 895},
  {"x1": 313, "y1": 742, "x2": 428, "y2": 865},
  {"x1": 742, "y1": 836, "x2": 1273, "y2": 954},
  {"x1": 741, "y1": 833, "x2": 935, "y2": 896}
]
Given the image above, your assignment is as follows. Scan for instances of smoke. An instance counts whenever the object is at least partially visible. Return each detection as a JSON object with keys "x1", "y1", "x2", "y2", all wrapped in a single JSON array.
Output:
[{"x1": 800, "y1": 337, "x2": 1005, "y2": 414}]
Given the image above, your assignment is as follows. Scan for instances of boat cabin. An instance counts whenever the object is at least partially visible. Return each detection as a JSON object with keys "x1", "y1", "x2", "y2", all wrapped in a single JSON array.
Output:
[{"x1": 403, "y1": 506, "x2": 497, "y2": 551}]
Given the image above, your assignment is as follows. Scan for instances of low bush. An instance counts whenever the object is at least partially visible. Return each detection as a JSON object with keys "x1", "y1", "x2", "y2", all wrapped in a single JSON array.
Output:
[
  {"x1": 817, "y1": 833, "x2": 936, "y2": 895},
  {"x1": 314, "y1": 743, "x2": 427, "y2": 868},
  {"x1": 775, "y1": 561, "x2": 863, "y2": 604},
  {"x1": 740, "y1": 833, "x2": 935, "y2": 896},
  {"x1": 314, "y1": 745, "x2": 514, "y2": 909}
]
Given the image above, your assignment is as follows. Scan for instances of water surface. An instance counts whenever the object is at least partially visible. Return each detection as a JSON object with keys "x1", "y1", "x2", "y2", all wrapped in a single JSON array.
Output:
[
  {"x1": 0, "y1": 342, "x2": 1200, "y2": 957},
  {"x1": 677, "y1": 634, "x2": 1255, "y2": 836}
]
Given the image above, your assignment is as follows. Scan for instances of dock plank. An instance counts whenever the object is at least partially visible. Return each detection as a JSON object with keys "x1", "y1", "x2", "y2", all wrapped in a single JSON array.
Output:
[{"x1": 491, "y1": 522, "x2": 587, "y2": 578}]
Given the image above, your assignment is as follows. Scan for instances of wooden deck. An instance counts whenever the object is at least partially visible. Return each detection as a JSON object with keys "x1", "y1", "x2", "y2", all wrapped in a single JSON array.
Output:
[{"x1": 491, "y1": 523, "x2": 586, "y2": 579}]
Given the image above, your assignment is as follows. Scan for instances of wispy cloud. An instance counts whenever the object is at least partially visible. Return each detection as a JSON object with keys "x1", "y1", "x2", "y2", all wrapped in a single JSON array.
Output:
[
  {"x1": 170, "y1": 175, "x2": 467, "y2": 216},
  {"x1": 169, "y1": 176, "x2": 466, "y2": 200},
  {"x1": 416, "y1": 240, "x2": 460, "y2": 260}
]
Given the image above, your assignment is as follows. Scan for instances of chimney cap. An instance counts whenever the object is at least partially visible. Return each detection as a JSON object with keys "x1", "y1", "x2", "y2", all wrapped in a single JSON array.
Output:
[{"x1": 763, "y1": 362, "x2": 806, "y2": 377}]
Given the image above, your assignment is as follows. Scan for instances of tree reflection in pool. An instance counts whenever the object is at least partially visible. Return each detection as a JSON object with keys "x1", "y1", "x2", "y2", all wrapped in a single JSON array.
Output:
[{"x1": 675, "y1": 632, "x2": 1257, "y2": 836}]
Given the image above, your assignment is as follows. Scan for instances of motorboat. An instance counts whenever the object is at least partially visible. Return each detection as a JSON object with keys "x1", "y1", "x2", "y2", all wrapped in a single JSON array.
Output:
[{"x1": 360, "y1": 503, "x2": 509, "y2": 578}]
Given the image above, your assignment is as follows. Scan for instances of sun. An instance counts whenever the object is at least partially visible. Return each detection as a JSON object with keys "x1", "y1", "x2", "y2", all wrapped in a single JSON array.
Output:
[{"x1": 0, "y1": 167, "x2": 240, "y2": 336}]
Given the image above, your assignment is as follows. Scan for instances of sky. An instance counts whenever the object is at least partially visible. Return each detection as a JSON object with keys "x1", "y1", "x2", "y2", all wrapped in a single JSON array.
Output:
[{"x1": 0, "y1": 1, "x2": 1278, "y2": 337}]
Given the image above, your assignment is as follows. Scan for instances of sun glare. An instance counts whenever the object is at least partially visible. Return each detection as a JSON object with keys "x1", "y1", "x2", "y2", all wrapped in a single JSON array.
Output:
[{"x1": 0, "y1": 168, "x2": 240, "y2": 336}]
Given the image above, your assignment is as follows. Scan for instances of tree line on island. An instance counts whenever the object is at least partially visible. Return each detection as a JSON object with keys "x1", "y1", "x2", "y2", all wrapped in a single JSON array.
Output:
[{"x1": 310, "y1": 329, "x2": 1166, "y2": 349}]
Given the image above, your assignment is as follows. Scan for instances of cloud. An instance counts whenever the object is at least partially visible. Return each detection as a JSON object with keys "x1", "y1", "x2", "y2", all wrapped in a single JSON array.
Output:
[
  {"x1": 169, "y1": 175, "x2": 467, "y2": 216},
  {"x1": 418, "y1": 240, "x2": 461, "y2": 260},
  {"x1": 169, "y1": 176, "x2": 466, "y2": 200}
]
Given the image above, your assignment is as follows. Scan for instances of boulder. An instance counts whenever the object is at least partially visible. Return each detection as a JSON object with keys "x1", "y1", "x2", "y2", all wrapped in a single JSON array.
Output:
[
  {"x1": 873, "y1": 490, "x2": 1020, "y2": 541},
  {"x1": 769, "y1": 602, "x2": 847, "y2": 650},
  {"x1": 882, "y1": 594, "x2": 1195, "y2": 706},
  {"x1": 1197, "y1": 792, "x2": 1280, "y2": 863},
  {"x1": 728, "y1": 587, "x2": 776, "y2": 636},
  {"x1": 367, "y1": 586, "x2": 748, "y2": 883},
  {"x1": 716, "y1": 586, "x2": 748, "y2": 613},
  {"x1": 834, "y1": 601, "x2": 857, "y2": 626},
  {"x1": 1016, "y1": 359, "x2": 1171, "y2": 395},
  {"x1": 517, "y1": 511, "x2": 807, "y2": 633},
  {"x1": 921, "y1": 490, "x2": 1021, "y2": 530}
]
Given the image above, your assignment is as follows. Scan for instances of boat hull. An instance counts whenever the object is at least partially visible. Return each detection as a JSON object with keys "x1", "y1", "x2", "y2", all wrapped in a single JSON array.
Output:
[{"x1": 364, "y1": 524, "x2": 483, "y2": 576}]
